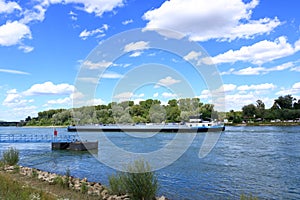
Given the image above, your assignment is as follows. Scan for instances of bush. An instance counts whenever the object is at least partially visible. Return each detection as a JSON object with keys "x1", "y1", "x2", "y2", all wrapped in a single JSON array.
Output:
[
  {"x1": 32, "y1": 169, "x2": 38, "y2": 178},
  {"x1": 81, "y1": 182, "x2": 88, "y2": 194},
  {"x1": 2, "y1": 147, "x2": 19, "y2": 166},
  {"x1": 109, "y1": 173, "x2": 126, "y2": 195},
  {"x1": 109, "y1": 160, "x2": 158, "y2": 200},
  {"x1": 240, "y1": 193, "x2": 258, "y2": 200},
  {"x1": 54, "y1": 176, "x2": 65, "y2": 187}
]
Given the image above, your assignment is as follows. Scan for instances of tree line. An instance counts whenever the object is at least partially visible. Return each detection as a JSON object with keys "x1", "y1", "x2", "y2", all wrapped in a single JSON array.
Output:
[
  {"x1": 25, "y1": 98, "x2": 215, "y2": 126},
  {"x1": 24, "y1": 95, "x2": 300, "y2": 126},
  {"x1": 227, "y1": 95, "x2": 300, "y2": 123}
]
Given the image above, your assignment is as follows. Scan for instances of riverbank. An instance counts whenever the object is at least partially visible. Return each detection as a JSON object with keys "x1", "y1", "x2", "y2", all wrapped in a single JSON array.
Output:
[
  {"x1": 0, "y1": 164, "x2": 167, "y2": 200},
  {"x1": 0, "y1": 165, "x2": 128, "y2": 200}
]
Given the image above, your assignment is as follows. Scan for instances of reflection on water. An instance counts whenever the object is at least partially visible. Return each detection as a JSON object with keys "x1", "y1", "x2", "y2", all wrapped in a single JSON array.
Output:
[{"x1": 0, "y1": 126, "x2": 300, "y2": 199}]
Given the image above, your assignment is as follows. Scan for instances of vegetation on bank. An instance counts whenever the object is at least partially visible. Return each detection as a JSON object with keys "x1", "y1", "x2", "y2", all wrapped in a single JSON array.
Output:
[
  {"x1": 24, "y1": 98, "x2": 216, "y2": 126},
  {"x1": 109, "y1": 160, "x2": 158, "y2": 200},
  {"x1": 226, "y1": 95, "x2": 300, "y2": 124},
  {"x1": 19, "y1": 95, "x2": 300, "y2": 127}
]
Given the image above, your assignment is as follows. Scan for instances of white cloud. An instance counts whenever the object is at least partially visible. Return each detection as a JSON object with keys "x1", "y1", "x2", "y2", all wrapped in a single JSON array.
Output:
[
  {"x1": 77, "y1": 77, "x2": 98, "y2": 84},
  {"x1": 18, "y1": 45, "x2": 34, "y2": 53},
  {"x1": 291, "y1": 66, "x2": 300, "y2": 72},
  {"x1": 69, "y1": 10, "x2": 77, "y2": 20},
  {"x1": 101, "y1": 72, "x2": 123, "y2": 79},
  {"x1": 143, "y1": 0, "x2": 281, "y2": 42},
  {"x1": 46, "y1": 97, "x2": 72, "y2": 105},
  {"x1": 42, "y1": 0, "x2": 124, "y2": 17},
  {"x1": 0, "y1": 0, "x2": 21, "y2": 14},
  {"x1": 20, "y1": 4, "x2": 47, "y2": 24},
  {"x1": 113, "y1": 92, "x2": 145, "y2": 102},
  {"x1": 23, "y1": 81, "x2": 74, "y2": 96},
  {"x1": 222, "y1": 61, "x2": 295, "y2": 75},
  {"x1": 122, "y1": 19, "x2": 133, "y2": 25},
  {"x1": 162, "y1": 92, "x2": 177, "y2": 98},
  {"x1": 183, "y1": 51, "x2": 202, "y2": 61},
  {"x1": 153, "y1": 92, "x2": 159, "y2": 98},
  {"x1": 79, "y1": 24, "x2": 108, "y2": 40},
  {"x1": 155, "y1": 76, "x2": 181, "y2": 88},
  {"x1": 0, "y1": 21, "x2": 31, "y2": 46},
  {"x1": 0, "y1": 68, "x2": 30, "y2": 75},
  {"x1": 87, "y1": 98, "x2": 105, "y2": 106},
  {"x1": 2, "y1": 89, "x2": 34, "y2": 108},
  {"x1": 276, "y1": 82, "x2": 300, "y2": 96},
  {"x1": 129, "y1": 51, "x2": 143, "y2": 57},
  {"x1": 82, "y1": 60, "x2": 113, "y2": 69},
  {"x1": 206, "y1": 36, "x2": 297, "y2": 65},
  {"x1": 123, "y1": 41, "x2": 149, "y2": 52},
  {"x1": 237, "y1": 83, "x2": 276, "y2": 91},
  {"x1": 65, "y1": 0, "x2": 124, "y2": 17},
  {"x1": 114, "y1": 92, "x2": 133, "y2": 100}
]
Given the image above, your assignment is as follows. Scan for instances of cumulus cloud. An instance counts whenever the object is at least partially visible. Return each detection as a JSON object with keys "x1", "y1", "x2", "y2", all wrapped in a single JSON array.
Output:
[
  {"x1": 206, "y1": 36, "x2": 298, "y2": 65},
  {"x1": 154, "y1": 76, "x2": 181, "y2": 88},
  {"x1": 143, "y1": 0, "x2": 281, "y2": 41},
  {"x1": 129, "y1": 51, "x2": 143, "y2": 57},
  {"x1": 237, "y1": 83, "x2": 276, "y2": 91},
  {"x1": 124, "y1": 41, "x2": 149, "y2": 52},
  {"x1": 18, "y1": 45, "x2": 34, "y2": 53},
  {"x1": 199, "y1": 82, "x2": 277, "y2": 111},
  {"x1": 276, "y1": 82, "x2": 300, "y2": 96},
  {"x1": 183, "y1": 51, "x2": 202, "y2": 62},
  {"x1": 23, "y1": 81, "x2": 74, "y2": 96},
  {"x1": 0, "y1": 0, "x2": 21, "y2": 14},
  {"x1": 45, "y1": 97, "x2": 72, "y2": 106},
  {"x1": 122, "y1": 19, "x2": 133, "y2": 25},
  {"x1": 42, "y1": 0, "x2": 124, "y2": 17},
  {"x1": 82, "y1": 60, "x2": 113, "y2": 69},
  {"x1": 79, "y1": 24, "x2": 108, "y2": 40},
  {"x1": 101, "y1": 72, "x2": 123, "y2": 79},
  {"x1": 162, "y1": 92, "x2": 177, "y2": 98},
  {"x1": 221, "y1": 61, "x2": 295, "y2": 75},
  {"x1": 20, "y1": 4, "x2": 47, "y2": 24},
  {"x1": 114, "y1": 92, "x2": 133, "y2": 101},
  {"x1": 0, "y1": 21, "x2": 31, "y2": 46}
]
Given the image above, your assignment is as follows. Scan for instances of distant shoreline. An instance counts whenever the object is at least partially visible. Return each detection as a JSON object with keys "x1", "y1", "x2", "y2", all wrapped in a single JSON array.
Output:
[{"x1": 225, "y1": 122, "x2": 300, "y2": 126}]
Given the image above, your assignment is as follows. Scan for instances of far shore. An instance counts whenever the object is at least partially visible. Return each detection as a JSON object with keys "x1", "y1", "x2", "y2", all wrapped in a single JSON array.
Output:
[{"x1": 225, "y1": 122, "x2": 300, "y2": 126}]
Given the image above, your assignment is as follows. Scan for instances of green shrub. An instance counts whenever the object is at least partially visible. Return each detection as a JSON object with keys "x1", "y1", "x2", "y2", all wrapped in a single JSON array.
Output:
[
  {"x1": 81, "y1": 182, "x2": 88, "y2": 194},
  {"x1": 108, "y1": 173, "x2": 126, "y2": 195},
  {"x1": 240, "y1": 193, "x2": 259, "y2": 200},
  {"x1": 2, "y1": 147, "x2": 19, "y2": 166},
  {"x1": 54, "y1": 176, "x2": 65, "y2": 187},
  {"x1": 32, "y1": 169, "x2": 38, "y2": 178},
  {"x1": 109, "y1": 160, "x2": 158, "y2": 200},
  {"x1": 64, "y1": 167, "x2": 71, "y2": 188}
]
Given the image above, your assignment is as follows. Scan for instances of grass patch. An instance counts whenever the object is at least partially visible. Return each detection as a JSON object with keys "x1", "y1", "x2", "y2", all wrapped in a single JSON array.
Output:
[
  {"x1": 109, "y1": 160, "x2": 158, "y2": 200},
  {"x1": 0, "y1": 172, "x2": 56, "y2": 200},
  {"x1": 1, "y1": 147, "x2": 19, "y2": 166},
  {"x1": 240, "y1": 193, "x2": 259, "y2": 200}
]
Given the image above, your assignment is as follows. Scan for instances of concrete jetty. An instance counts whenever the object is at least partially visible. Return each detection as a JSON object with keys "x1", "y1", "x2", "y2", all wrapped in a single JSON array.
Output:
[{"x1": 51, "y1": 141, "x2": 98, "y2": 151}]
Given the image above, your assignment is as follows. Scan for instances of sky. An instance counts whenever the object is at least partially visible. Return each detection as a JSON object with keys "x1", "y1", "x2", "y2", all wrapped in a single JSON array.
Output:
[{"x1": 0, "y1": 0, "x2": 300, "y2": 121}]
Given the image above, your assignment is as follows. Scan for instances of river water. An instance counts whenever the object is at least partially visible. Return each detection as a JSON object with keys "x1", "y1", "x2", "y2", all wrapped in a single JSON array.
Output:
[{"x1": 0, "y1": 126, "x2": 300, "y2": 199}]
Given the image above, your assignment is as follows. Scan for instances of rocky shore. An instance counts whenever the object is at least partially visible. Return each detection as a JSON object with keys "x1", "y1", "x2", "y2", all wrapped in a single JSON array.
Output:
[{"x1": 2, "y1": 165, "x2": 167, "y2": 200}]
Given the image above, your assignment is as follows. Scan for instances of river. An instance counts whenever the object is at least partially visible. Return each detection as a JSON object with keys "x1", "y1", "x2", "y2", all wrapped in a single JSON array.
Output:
[{"x1": 0, "y1": 126, "x2": 299, "y2": 199}]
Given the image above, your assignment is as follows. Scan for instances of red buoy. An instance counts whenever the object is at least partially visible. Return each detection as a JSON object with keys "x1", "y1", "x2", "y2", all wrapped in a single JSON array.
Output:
[{"x1": 54, "y1": 129, "x2": 58, "y2": 136}]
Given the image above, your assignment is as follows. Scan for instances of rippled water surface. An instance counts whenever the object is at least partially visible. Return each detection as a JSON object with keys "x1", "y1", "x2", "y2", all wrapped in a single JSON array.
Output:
[{"x1": 0, "y1": 126, "x2": 300, "y2": 199}]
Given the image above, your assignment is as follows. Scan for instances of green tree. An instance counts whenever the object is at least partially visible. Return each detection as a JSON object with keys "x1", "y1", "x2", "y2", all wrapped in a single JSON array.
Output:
[
  {"x1": 273, "y1": 95, "x2": 295, "y2": 109},
  {"x1": 256, "y1": 99, "x2": 265, "y2": 119},
  {"x1": 242, "y1": 104, "x2": 257, "y2": 121}
]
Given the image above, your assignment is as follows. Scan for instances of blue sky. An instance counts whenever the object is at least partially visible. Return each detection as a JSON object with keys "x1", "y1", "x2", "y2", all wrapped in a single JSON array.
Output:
[{"x1": 0, "y1": 0, "x2": 300, "y2": 121}]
